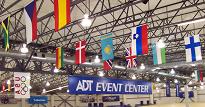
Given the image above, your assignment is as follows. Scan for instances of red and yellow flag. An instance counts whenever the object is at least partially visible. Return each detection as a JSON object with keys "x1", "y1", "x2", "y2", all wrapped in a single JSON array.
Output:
[
  {"x1": 54, "y1": 0, "x2": 71, "y2": 31},
  {"x1": 56, "y1": 47, "x2": 64, "y2": 69}
]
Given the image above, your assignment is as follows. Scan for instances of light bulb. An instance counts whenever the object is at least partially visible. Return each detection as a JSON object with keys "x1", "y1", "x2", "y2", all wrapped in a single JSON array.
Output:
[
  {"x1": 42, "y1": 89, "x2": 46, "y2": 93},
  {"x1": 7, "y1": 80, "x2": 11, "y2": 85},
  {"x1": 81, "y1": 14, "x2": 92, "y2": 27},
  {"x1": 98, "y1": 71, "x2": 104, "y2": 77},
  {"x1": 170, "y1": 69, "x2": 175, "y2": 75},
  {"x1": 157, "y1": 89, "x2": 160, "y2": 93},
  {"x1": 29, "y1": 85, "x2": 32, "y2": 89},
  {"x1": 189, "y1": 81, "x2": 192, "y2": 85},
  {"x1": 156, "y1": 77, "x2": 160, "y2": 82},
  {"x1": 94, "y1": 55, "x2": 100, "y2": 63},
  {"x1": 132, "y1": 75, "x2": 136, "y2": 80},
  {"x1": 191, "y1": 72, "x2": 195, "y2": 77},
  {"x1": 67, "y1": 89, "x2": 70, "y2": 93},
  {"x1": 201, "y1": 82, "x2": 204, "y2": 86},
  {"x1": 46, "y1": 81, "x2": 50, "y2": 86},
  {"x1": 174, "y1": 79, "x2": 178, "y2": 83},
  {"x1": 140, "y1": 63, "x2": 145, "y2": 70},
  {"x1": 194, "y1": 86, "x2": 197, "y2": 89},
  {"x1": 20, "y1": 44, "x2": 29, "y2": 53},
  {"x1": 157, "y1": 40, "x2": 165, "y2": 48},
  {"x1": 163, "y1": 84, "x2": 166, "y2": 87},
  {"x1": 54, "y1": 67, "x2": 59, "y2": 73},
  {"x1": 58, "y1": 87, "x2": 63, "y2": 90}
]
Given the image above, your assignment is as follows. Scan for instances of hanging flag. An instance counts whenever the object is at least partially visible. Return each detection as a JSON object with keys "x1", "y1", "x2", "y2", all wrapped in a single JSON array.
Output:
[
  {"x1": 176, "y1": 83, "x2": 179, "y2": 97},
  {"x1": 7, "y1": 80, "x2": 11, "y2": 92},
  {"x1": 54, "y1": 0, "x2": 71, "y2": 31},
  {"x1": 103, "y1": 60, "x2": 112, "y2": 71},
  {"x1": 166, "y1": 81, "x2": 171, "y2": 97},
  {"x1": 184, "y1": 35, "x2": 202, "y2": 62},
  {"x1": 125, "y1": 47, "x2": 137, "y2": 68},
  {"x1": 199, "y1": 65, "x2": 203, "y2": 82},
  {"x1": 75, "y1": 40, "x2": 86, "y2": 64},
  {"x1": 24, "y1": 0, "x2": 37, "y2": 44},
  {"x1": 131, "y1": 24, "x2": 148, "y2": 55},
  {"x1": 1, "y1": 16, "x2": 10, "y2": 51},
  {"x1": 101, "y1": 33, "x2": 114, "y2": 61},
  {"x1": 152, "y1": 42, "x2": 166, "y2": 65},
  {"x1": 2, "y1": 81, "x2": 5, "y2": 94},
  {"x1": 14, "y1": 72, "x2": 30, "y2": 98},
  {"x1": 56, "y1": 47, "x2": 64, "y2": 69}
]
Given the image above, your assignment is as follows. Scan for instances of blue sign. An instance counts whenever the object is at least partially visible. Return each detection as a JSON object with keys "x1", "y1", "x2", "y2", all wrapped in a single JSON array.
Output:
[
  {"x1": 166, "y1": 81, "x2": 171, "y2": 97},
  {"x1": 68, "y1": 76, "x2": 152, "y2": 94},
  {"x1": 178, "y1": 91, "x2": 194, "y2": 98},
  {"x1": 102, "y1": 96, "x2": 120, "y2": 102},
  {"x1": 176, "y1": 83, "x2": 179, "y2": 97},
  {"x1": 28, "y1": 96, "x2": 48, "y2": 104}
]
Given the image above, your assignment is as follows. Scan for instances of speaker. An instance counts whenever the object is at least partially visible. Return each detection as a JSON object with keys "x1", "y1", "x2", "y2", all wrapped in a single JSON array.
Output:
[{"x1": 142, "y1": 0, "x2": 149, "y2": 4}]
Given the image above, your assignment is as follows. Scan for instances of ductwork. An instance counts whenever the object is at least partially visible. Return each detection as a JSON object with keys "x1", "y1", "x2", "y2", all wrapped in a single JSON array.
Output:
[{"x1": 0, "y1": 50, "x2": 192, "y2": 79}]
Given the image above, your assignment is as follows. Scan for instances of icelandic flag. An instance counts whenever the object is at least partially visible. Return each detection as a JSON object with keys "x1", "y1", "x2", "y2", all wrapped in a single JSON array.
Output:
[
  {"x1": 24, "y1": 0, "x2": 37, "y2": 44},
  {"x1": 101, "y1": 33, "x2": 114, "y2": 61},
  {"x1": 152, "y1": 42, "x2": 166, "y2": 65},
  {"x1": 131, "y1": 24, "x2": 148, "y2": 55},
  {"x1": 184, "y1": 35, "x2": 202, "y2": 62}
]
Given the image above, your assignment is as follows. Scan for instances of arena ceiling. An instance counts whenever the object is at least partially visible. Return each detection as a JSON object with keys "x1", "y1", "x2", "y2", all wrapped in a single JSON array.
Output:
[{"x1": 0, "y1": 0, "x2": 205, "y2": 93}]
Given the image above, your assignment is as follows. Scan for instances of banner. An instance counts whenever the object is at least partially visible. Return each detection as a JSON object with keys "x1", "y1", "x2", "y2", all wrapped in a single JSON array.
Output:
[
  {"x1": 101, "y1": 33, "x2": 114, "y2": 61},
  {"x1": 166, "y1": 81, "x2": 171, "y2": 97},
  {"x1": 176, "y1": 83, "x2": 179, "y2": 97},
  {"x1": 102, "y1": 96, "x2": 120, "y2": 102},
  {"x1": 14, "y1": 72, "x2": 30, "y2": 98},
  {"x1": 28, "y1": 96, "x2": 48, "y2": 104},
  {"x1": 68, "y1": 76, "x2": 152, "y2": 94},
  {"x1": 79, "y1": 96, "x2": 95, "y2": 103}
]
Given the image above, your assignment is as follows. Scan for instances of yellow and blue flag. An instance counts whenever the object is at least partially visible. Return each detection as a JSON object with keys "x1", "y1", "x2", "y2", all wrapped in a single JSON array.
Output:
[{"x1": 101, "y1": 33, "x2": 114, "y2": 61}]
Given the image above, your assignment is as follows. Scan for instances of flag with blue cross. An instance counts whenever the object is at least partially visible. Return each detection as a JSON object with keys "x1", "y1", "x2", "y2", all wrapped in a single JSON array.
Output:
[{"x1": 184, "y1": 35, "x2": 202, "y2": 62}]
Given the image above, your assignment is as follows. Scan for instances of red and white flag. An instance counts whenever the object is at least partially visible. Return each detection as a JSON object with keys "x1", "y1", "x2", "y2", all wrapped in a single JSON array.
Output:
[
  {"x1": 103, "y1": 60, "x2": 112, "y2": 71},
  {"x1": 75, "y1": 40, "x2": 86, "y2": 64},
  {"x1": 24, "y1": 0, "x2": 37, "y2": 44}
]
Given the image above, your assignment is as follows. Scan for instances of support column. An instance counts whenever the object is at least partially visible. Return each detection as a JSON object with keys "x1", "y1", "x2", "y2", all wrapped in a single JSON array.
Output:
[
  {"x1": 51, "y1": 95, "x2": 55, "y2": 107},
  {"x1": 21, "y1": 98, "x2": 26, "y2": 107},
  {"x1": 194, "y1": 89, "x2": 198, "y2": 102},
  {"x1": 184, "y1": 85, "x2": 189, "y2": 107},
  {"x1": 122, "y1": 95, "x2": 126, "y2": 105},
  {"x1": 150, "y1": 93, "x2": 154, "y2": 104}
]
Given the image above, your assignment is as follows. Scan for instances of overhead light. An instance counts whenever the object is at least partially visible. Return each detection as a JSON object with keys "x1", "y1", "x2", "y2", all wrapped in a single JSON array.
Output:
[
  {"x1": 163, "y1": 84, "x2": 166, "y2": 87},
  {"x1": 174, "y1": 79, "x2": 178, "y2": 83},
  {"x1": 156, "y1": 77, "x2": 160, "y2": 82},
  {"x1": 114, "y1": 65, "x2": 126, "y2": 69},
  {"x1": 94, "y1": 55, "x2": 100, "y2": 63},
  {"x1": 7, "y1": 80, "x2": 11, "y2": 85},
  {"x1": 201, "y1": 82, "x2": 204, "y2": 86},
  {"x1": 46, "y1": 81, "x2": 50, "y2": 87},
  {"x1": 191, "y1": 72, "x2": 195, "y2": 78},
  {"x1": 156, "y1": 89, "x2": 160, "y2": 93},
  {"x1": 194, "y1": 86, "x2": 197, "y2": 89},
  {"x1": 81, "y1": 14, "x2": 92, "y2": 27},
  {"x1": 190, "y1": 64, "x2": 196, "y2": 67},
  {"x1": 131, "y1": 75, "x2": 136, "y2": 80},
  {"x1": 98, "y1": 71, "x2": 104, "y2": 77},
  {"x1": 170, "y1": 69, "x2": 175, "y2": 75},
  {"x1": 177, "y1": 18, "x2": 205, "y2": 26},
  {"x1": 189, "y1": 81, "x2": 192, "y2": 85},
  {"x1": 42, "y1": 89, "x2": 46, "y2": 93},
  {"x1": 20, "y1": 44, "x2": 29, "y2": 53},
  {"x1": 29, "y1": 85, "x2": 32, "y2": 89},
  {"x1": 67, "y1": 89, "x2": 70, "y2": 93},
  {"x1": 181, "y1": 87, "x2": 184, "y2": 91},
  {"x1": 58, "y1": 87, "x2": 63, "y2": 90},
  {"x1": 174, "y1": 66, "x2": 178, "y2": 68},
  {"x1": 54, "y1": 67, "x2": 59, "y2": 73},
  {"x1": 140, "y1": 63, "x2": 145, "y2": 70},
  {"x1": 157, "y1": 40, "x2": 165, "y2": 48}
]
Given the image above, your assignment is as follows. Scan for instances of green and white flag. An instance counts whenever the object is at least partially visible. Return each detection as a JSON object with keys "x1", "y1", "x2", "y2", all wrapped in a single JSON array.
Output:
[{"x1": 152, "y1": 42, "x2": 166, "y2": 65}]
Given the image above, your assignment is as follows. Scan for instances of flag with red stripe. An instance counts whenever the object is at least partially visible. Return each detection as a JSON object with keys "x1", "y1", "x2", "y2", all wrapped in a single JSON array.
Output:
[
  {"x1": 54, "y1": 0, "x2": 71, "y2": 31},
  {"x1": 126, "y1": 47, "x2": 137, "y2": 68},
  {"x1": 103, "y1": 60, "x2": 112, "y2": 71},
  {"x1": 75, "y1": 40, "x2": 86, "y2": 64},
  {"x1": 24, "y1": 0, "x2": 37, "y2": 44}
]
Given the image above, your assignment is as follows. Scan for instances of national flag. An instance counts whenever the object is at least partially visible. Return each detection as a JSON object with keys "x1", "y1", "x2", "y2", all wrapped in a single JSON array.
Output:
[
  {"x1": 7, "y1": 80, "x2": 11, "y2": 92},
  {"x1": 2, "y1": 81, "x2": 5, "y2": 94},
  {"x1": 101, "y1": 33, "x2": 114, "y2": 61},
  {"x1": 75, "y1": 40, "x2": 86, "y2": 64},
  {"x1": 56, "y1": 47, "x2": 64, "y2": 69},
  {"x1": 152, "y1": 42, "x2": 166, "y2": 65},
  {"x1": 103, "y1": 60, "x2": 112, "y2": 71},
  {"x1": 24, "y1": 0, "x2": 37, "y2": 44},
  {"x1": 54, "y1": 0, "x2": 71, "y2": 31},
  {"x1": 131, "y1": 24, "x2": 148, "y2": 55},
  {"x1": 184, "y1": 35, "x2": 202, "y2": 62},
  {"x1": 195, "y1": 69, "x2": 203, "y2": 82},
  {"x1": 125, "y1": 47, "x2": 137, "y2": 68},
  {"x1": 1, "y1": 16, "x2": 10, "y2": 51}
]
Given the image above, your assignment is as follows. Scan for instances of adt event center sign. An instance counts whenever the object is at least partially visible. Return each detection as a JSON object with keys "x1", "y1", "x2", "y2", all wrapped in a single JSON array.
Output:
[{"x1": 68, "y1": 76, "x2": 152, "y2": 94}]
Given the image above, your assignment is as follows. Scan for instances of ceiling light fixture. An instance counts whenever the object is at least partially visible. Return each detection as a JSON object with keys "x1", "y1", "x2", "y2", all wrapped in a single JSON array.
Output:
[
  {"x1": 157, "y1": 40, "x2": 165, "y2": 48},
  {"x1": 42, "y1": 89, "x2": 46, "y2": 93},
  {"x1": 177, "y1": 18, "x2": 205, "y2": 26},
  {"x1": 140, "y1": 63, "x2": 145, "y2": 70},
  {"x1": 191, "y1": 72, "x2": 195, "y2": 78},
  {"x1": 94, "y1": 55, "x2": 100, "y2": 63},
  {"x1": 156, "y1": 77, "x2": 160, "y2": 82},
  {"x1": 46, "y1": 81, "x2": 50, "y2": 87},
  {"x1": 54, "y1": 67, "x2": 59, "y2": 73},
  {"x1": 132, "y1": 75, "x2": 136, "y2": 80},
  {"x1": 7, "y1": 80, "x2": 11, "y2": 85},
  {"x1": 170, "y1": 69, "x2": 175, "y2": 75},
  {"x1": 20, "y1": 44, "x2": 29, "y2": 53},
  {"x1": 81, "y1": 14, "x2": 92, "y2": 27},
  {"x1": 98, "y1": 71, "x2": 104, "y2": 77},
  {"x1": 174, "y1": 79, "x2": 178, "y2": 83}
]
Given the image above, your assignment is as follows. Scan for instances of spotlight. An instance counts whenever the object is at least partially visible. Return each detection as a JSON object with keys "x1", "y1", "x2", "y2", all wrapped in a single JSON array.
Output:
[
  {"x1": 29, "y1": 85, "x2": 32, "y2": 89},
  {"x1": 191, "y1": 72, "x2": 195, "y2": 77},
  {"x1": 58, "y1": 87, "x2": 63, "y2": 90},
  {"x1": 140, "y1": 63, "x2": 145, "y2": 70},
  {"x1": 156, "y1": 77, "x2": 160, "y2": 82},
  {"x1": 201, "y1": 82, "x2": 204, "y2": 86},
  {"x1": 46, "y1": 81, "x2": 50, "y2": 87},
  {"x1": 20, "y1": 44, "x2": 29, "y2": 53},
  {"x1": 189, "y1": 81, "x2": 192, "y2": 85},
  {"x1": 170, "y1": 69, "x2": 175, "y2": 75},
  {"x1": 163, "y1": 84, "x2": 166, "y2": 87},
  {"x1": 132, "y1": 75, "x2": 136, "y2": 80},
  {"x1": 54, "y1": 67, "x2": 59, "y2": 73},
  {"x1": 42, "y1": 89, "x2": 46, "y2": 93},
  {"x1": 174, "y1": 79, "x2": 178, "y2": 83},
  {"x1": 94, "y1": 55, "x2": 100, "y2": 63},
  {"x1": 98, "y1": 71, "x2": 104, "y2": 77},
  {"x1": 81, "y1": 14, "x2": 92, "y2": 27},
  {"x1": 67, "y1": 89, "x2": 70, "y2": 93}
]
